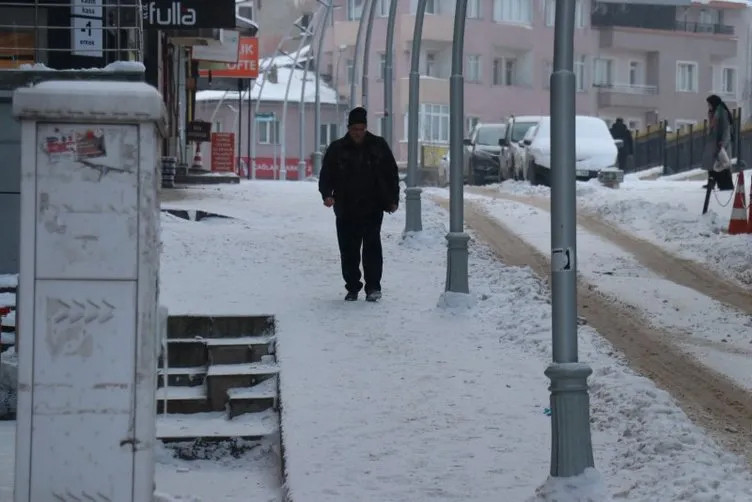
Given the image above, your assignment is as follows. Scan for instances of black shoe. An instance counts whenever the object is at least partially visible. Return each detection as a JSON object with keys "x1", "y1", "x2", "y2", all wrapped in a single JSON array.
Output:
[
  {"x1": 345, "y1": 291, "x2": 358, "y2": 301},
  {"x1": 365, "y1": 290, "x2": 382, "y2": 302}
]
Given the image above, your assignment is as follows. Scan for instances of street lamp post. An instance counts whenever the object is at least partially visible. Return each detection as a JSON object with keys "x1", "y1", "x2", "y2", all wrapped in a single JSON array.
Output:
[
  {"x1": 445, "y1": 0, "x2": 470, "y2": 293},
  {"x1": 280, "y1": 23, "x2": 312, "y2": 181},
  {"x1": 383, "y1": 0, "x2": 399, "y2": 149},
  {"x1": 313, "y1": 0, "x2": 333, "y2": 176},
  {"x1": 404, "y1": 0, "x2": 429, "y2": 233},
  {"x1": 349, "y1": 0, "x2": 372, "y2": 109},
  {"x1": 545, "y1": 0, "x2": 595, "y2": 477},
  {"x1": 361, "y1": 0, "x2": 378, "y2": 108},
  {"x1": 334, "y1": 45, "x2": 347, "y2": 134}
]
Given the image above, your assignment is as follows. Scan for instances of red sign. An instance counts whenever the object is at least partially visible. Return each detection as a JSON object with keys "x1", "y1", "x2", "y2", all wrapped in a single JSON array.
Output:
[
  {"x1": 211, "y1": 132, "x2": 235, "y2": 172},
  {"x1": 199, "y1": 37, "x2": 259, "y2": 79}
]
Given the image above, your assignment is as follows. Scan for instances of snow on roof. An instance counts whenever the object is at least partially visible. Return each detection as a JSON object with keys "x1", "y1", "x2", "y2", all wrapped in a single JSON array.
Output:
[
  {"x1": 16, "y1": 61, "x2": 145, "y2": 72},
  {"x1": 259, "y1": 44, "x2": 312, "y2": 69},
  {"x1": 196, "y1": 66, "x2": 339, "y2": 105}
]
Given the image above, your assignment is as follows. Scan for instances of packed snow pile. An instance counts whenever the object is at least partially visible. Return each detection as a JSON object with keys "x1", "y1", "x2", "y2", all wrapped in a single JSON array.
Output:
[
  {"x1": 529, "y1": 468, "x2": 612, "y2": 502},
  {"x1": 0, "y1": 347, "x2": 16, "y2": 418},
  {"x1": 17, "y1": 61, "x2": 145, "y2": 72}
]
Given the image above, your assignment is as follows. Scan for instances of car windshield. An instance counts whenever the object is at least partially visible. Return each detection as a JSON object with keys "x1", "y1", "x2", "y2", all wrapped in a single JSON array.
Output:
[
  {"x1": 510, "y1": 122, "x2": 536, "y2": 142},
  {"x1": 476, "y1": 125, "x2": 506, "y2": 145}
]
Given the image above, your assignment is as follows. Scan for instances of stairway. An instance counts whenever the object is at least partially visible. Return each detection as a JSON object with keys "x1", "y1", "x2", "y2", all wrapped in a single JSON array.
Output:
[{"x1": 156, "y1": 315, "x2": 280, "y2": 443}]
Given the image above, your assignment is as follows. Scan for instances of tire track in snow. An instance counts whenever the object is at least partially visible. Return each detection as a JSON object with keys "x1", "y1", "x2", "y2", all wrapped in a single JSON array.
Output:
[
  {"x1": 467, "y1": 186, "x2": 752, "y2": 316},
  {"x1": 431, "y1": 194, "x2": 752, "y2": 466}
]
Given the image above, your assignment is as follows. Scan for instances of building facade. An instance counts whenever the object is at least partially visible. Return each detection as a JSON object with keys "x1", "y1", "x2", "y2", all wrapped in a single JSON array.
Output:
[{"x1": 318, "y1": 0, "x2": 750, "y2": 163}]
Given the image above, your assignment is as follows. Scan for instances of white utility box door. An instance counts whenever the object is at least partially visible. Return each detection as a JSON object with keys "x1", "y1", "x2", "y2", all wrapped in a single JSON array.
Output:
[{"x1": 13, "y1": 81, "x2": 165, "y2": 502}]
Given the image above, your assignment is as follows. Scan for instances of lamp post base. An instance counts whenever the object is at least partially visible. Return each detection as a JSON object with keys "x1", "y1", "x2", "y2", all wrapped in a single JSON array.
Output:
[
  {"x1": 297, "y1": 160, "x2": 307, "y2": 181},
  {"x1": 445, "y1": 231, "x2": 469, "y2": 293},
  {"x1": 544, "y1": 362, "x2": 595, "y2": 477},
  {"x1": 312, "y1": 151, "x2": 323, "y2": 177},
  {"x1": 404, "y1": 186, "x2": 423, "y2": 232}
]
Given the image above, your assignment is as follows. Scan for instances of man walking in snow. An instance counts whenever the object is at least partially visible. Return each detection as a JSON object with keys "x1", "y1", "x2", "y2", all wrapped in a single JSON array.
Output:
[{"x1": 319, "y1": 107, "x2": 400, "y2": 302}]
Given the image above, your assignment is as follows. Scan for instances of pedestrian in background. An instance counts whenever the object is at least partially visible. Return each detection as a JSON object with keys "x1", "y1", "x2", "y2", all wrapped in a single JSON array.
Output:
[
  {"x1": 609, "y1": 118, "x2": 634, "y2": 172},
  {"x1": 319, "y1": 107, "x2": 400, "y2": 302},
  {"x1": 703, "y1": 94, "x2": 735, "y2": 191}
]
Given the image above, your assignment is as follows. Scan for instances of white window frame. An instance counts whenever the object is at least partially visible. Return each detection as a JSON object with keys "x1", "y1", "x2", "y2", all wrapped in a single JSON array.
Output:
[
  {"x1": 467, "y1": 54, "x2": 482, "y2": 83},
  {"x1": 593, "y1": 57, "x2": 614, "y2": 87},
  {"x1": 214, "y1": 121, "x2": 222, "y2": 133},
  {"x1": 574, "y1": 55, "x2": 586, "y2": 91},
  {"x1": 418, "y1": 103, "x2": 450, "y2": 144},
  {"x1": 628, "y1": 60, "x2": 641, "y2": 87},
  {"x1": 347, "y1": 0, "x2": 364, "y2": 20},
  {"x1": 320, "y1": 123, "x2": 339, "y2": 147},
  {"x1": 467, "y1": 0, "x2": 481, "y2": 18},
  {"x1": 257, "y1": 118, "x2": 280, "y2": 145},
  {"x1": 676, "y1": 61, "x2": 698, "y2": 92},
  {"x1": 721, "y1": 66, "x2": 737, "y2": 96},
  {"x1": 425, "y1": 51, "x2": 437, "y2": 76},
  {"x1": 493, "y1": 0, "x2": 532, "y2": 25},
  {"x1": 377, "y1": 0, "x2": 390, "y2": 17},
  {"x1": 493, "y1": 56, "x2": 517, "y2": 86}
]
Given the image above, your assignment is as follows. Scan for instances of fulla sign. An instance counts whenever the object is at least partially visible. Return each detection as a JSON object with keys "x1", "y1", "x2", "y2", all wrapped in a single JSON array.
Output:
[{"x1": 142, "y1": 0, "x2": 235, "y2": 29}]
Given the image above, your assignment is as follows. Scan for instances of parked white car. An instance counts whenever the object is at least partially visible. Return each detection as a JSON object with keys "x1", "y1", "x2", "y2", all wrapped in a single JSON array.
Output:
[{"x1": 522, "y1": 116, "x2": 619, "y2": 186}]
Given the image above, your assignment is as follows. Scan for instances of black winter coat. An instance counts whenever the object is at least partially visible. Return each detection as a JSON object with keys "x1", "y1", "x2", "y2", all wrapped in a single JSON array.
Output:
[{"x1": 319, "y1": 131, "x2": 400, "y2": 220}]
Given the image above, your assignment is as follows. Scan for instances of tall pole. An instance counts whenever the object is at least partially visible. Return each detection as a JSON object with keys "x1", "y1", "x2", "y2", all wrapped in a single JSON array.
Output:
[
  {"x1": 361, "y1": 0, "x2": 378, "y2": 109},
  {"x1": 445, "y1": 0, "x2": 470, "y2": 293},
  {"x1": 313, "y1": 1, "x2": 333, "y2": 176},
  {"x1": 349, "y1": 0, "x2": 371, "y2": 109},
  {"x1": 280, "y1": 29, "x2": 310, "y2": 181},
  {"x1": 545, "y1": 0, "x2": 595, "y2": 477},
  {"x1": 335, "y1": 47, "x2": 345, "y2": 136},
  {"x1": 237, "y1": 79, "x2": 243, "y2": 175},
  {"x1": 384, "y1": 0, "x2": 399, "y2": 149},
  {"x1": 251, "y1": 78, "x2": 255, "y2": 179},
  {"x1": 405, "y1": 0, "x2": 428, "y2": 233}
]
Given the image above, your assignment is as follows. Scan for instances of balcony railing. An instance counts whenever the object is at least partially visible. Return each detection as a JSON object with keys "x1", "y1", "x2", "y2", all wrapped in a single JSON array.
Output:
[
  {"x1": 591, "y1": 14, "x2": 734, "y2": 36},
  {"x1": 593, "y1": 83, "x2": 658, "y2": 95}
]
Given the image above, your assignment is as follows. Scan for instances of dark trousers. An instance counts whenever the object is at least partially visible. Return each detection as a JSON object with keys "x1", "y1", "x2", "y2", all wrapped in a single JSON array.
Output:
[{"x1": 335, "y1": 212, "x2": 384, "y2": 294}]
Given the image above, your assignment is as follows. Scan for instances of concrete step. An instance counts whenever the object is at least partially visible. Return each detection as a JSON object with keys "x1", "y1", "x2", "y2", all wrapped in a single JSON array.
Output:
[
  {"x1": 157, "y1": 365, "x2": 206, "y2": 387},
  {"x1": 159, "y1": 339, "x2": 206, "y2": 368},
  {"x1": 167, "y1": 315, "x2": 274, "y2": 340},
  {"x1": 207, "y1": 336, "x2": 275, "y2": 365},
  {"x1": 156, "y1": 384, "x2": 211, "y2": 414},
  {"x1": 206, "y1": 362, "x2": 279, "y2": 411},
  {"x1": 157, "y1": 409, "x2": 278, "y2": 443},
  {"x1": 226, "y1": 377, "x2": 278, "y2": 418}
]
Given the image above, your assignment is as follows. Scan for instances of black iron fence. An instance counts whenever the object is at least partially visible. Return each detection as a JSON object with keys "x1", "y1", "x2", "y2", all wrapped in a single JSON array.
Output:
[{"x1": 631, "y1": 108, "x2": 751, "y2": 175}]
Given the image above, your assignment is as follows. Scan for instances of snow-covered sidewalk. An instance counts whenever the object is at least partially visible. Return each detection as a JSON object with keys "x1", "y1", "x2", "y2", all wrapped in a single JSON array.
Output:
[{"x1": 159, "y1": 181, "x2": 752, "y2": 501}]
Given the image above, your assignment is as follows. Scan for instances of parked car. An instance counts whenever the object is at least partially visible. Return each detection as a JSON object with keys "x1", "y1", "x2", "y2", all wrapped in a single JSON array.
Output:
[
  {"x1": 499, "y1": 115, "x2": 542, "y2": 181},
  {"x1": 522, "y1": 116, "x2": 619, "y2": 186},
  {"x1": 463, "y1": 123, "x2": 507, "y2": 185}
]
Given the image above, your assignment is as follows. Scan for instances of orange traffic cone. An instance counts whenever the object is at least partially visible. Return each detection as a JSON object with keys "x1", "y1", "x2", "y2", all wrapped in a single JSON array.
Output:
[
  {"x1": 192, "y1": 143, "x2": 203, "y2": 170},
  {"x1": 728, "y1": 171, "x2": 748, "y2": 235}
]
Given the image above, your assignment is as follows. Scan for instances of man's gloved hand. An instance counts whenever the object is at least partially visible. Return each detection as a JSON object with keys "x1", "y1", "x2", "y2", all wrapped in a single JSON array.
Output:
[{"x1": 323, "y1": 197, "x2": 335, "y2": 208}]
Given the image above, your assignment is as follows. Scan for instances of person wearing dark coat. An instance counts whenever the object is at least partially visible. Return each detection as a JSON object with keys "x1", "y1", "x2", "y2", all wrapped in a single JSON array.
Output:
[
  {"x1": 609, "y1": 118, "x2": 633, "y2": 172},
  {"x1": 702, "y1": 94, "x2": 735, "y2": 190},
  {"x1": 319, "y1": 107, "x2": 400, "y2": 302}
]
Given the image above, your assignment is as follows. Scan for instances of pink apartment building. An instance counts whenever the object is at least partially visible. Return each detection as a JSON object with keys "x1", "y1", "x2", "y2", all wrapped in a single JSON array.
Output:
[{"x1": 318, "y1": 0, "x2": 751, "y2": 163}]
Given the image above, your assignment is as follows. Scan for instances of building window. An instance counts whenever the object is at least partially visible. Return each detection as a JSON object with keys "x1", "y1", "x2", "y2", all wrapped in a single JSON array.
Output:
[
  {"x1": 721, "y1": 67, "x2": 736, "y2": 95},
  {"x1": 418, "y1": 103, "x2": 450, "y2": 143},
  {"x1": 320, "y1": 123, "x2": 338, "y2": 147},
  {"x1": 237, "y1": 5, "x2": 254, "y2": 20},
  {"x1": 346, "y1": 59, "x2": 354, "y2": 84},
  {"x1": 493, "y1": 57, "x2": 517, "y2": 86},
  {"x1": 628, "y1": 119, "x2": 640, "y2": 130},
  {"x1": 378, "y1": 53, "x2": 386, "y2": 80},
  {"x1": 257, "y1": 118, "x2": 280, "y2": 145},
  {"x1": 377, "y1": 0, "x2": 390, "y2": 17},
  {"x1": 425, "y1": 52, "x2": 437, "y2": 76},
  {"x1": 629, "y1": 61, "x2": 641, "y2": 86},
  {"x1": 543, "y1": 61, "x2": 553, "y2": 89},
  {"x1": 466, "y1": 116, "x2": 480, "y2": 133},
  {"x1": 545, "y1": 0, "x2": 584, "y2": 27},
  {"x1": 467, "y1": 54, "x2": 482, "y2": 82},
  {"x1": 214, "y1": 121, "x2": 222, "y2": 133},
  {"x1": 575, "y1": 55, "x2": 586, "y2": 91},
  {"x1": 676, "y1": 61, "x2": 698, "y2": 92},
  {"x1": 493, "y1": 0, "x2": 532, "y2": 24},
  {"x1": 593, "y1": 58, "x2": 614, "y2": 87},
  {"x1": 411, "y1": 0, "x2": 437, "y2": 14},
  {"x1": 467, "y1": 0, "x2": 480, "y2": 18},
  {"x1": 348, "y1": 0, "x2": 364, "y2": 20}
]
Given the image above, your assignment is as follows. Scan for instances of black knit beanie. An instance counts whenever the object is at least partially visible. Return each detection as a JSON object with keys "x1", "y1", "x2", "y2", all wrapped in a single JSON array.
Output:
[{"x1": 348, "y1": 107, "x2": 367, "y2": 126}]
